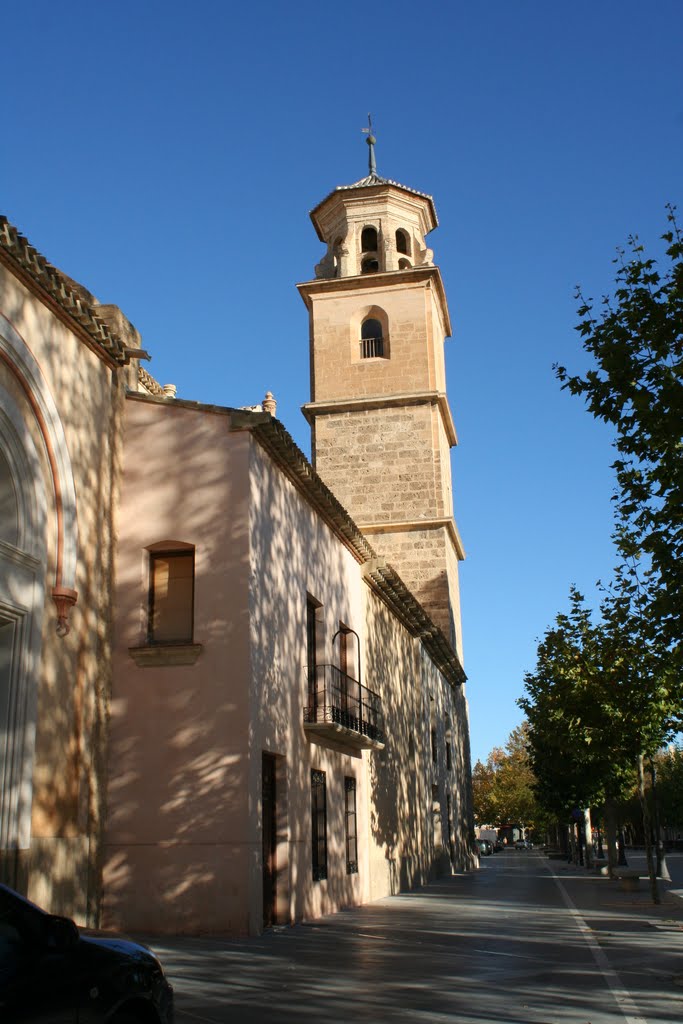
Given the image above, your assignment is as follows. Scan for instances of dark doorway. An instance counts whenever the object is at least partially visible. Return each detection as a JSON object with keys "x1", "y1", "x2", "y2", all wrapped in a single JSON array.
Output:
[{"x1": 262, "y1": 753, "x2": 277, "y2": 928}]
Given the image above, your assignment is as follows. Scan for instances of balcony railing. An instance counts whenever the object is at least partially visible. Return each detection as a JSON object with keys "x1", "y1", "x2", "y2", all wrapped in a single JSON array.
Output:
[
  {"x1": 360, "y1": 336, "x2": 384, "y2": 359},
  {"x1": 304, "y1": 664, "x2": 385, "y2": 750}
]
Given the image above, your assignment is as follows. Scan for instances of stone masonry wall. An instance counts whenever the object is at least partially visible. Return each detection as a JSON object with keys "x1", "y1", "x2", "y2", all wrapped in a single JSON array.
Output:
[
  {"x1": 369, "y1": 526, "x2": 454, "y2": 639},
  {"x1": 310, "y1": 283, "x2": 439, "y2": 403},
  {"x1": 313, "y1": 404, "x2": 447, "y2": 525}
]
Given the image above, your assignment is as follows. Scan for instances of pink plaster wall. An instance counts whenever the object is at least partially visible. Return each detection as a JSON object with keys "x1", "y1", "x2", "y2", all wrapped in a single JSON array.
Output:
[{"x1": 104, "y1": 397, "x2": 253, "y2": 934}]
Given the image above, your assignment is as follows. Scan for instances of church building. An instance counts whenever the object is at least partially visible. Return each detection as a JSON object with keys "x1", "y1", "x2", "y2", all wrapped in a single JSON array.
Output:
[{"x1": 0, "y1": 136, "x2": 476, "y2": 935}]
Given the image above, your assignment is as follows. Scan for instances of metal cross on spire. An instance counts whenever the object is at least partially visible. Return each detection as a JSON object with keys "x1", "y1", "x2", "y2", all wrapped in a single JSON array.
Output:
[{"x1": 361, "y1": 113, "x2": 377, "y2": 177}]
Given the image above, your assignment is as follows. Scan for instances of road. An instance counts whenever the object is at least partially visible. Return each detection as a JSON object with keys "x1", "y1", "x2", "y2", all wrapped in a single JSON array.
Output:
[{"x1": 146, "y1": 849, "x2": 683, "y2": 1024}]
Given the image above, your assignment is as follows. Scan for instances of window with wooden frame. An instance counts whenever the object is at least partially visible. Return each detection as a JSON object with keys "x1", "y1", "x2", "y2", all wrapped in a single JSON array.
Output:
[
  {"x1": 345, "y1": 777, "x2": 358, "y2": 874},
  {"x1": 148, "y1": 549, "x2": 195, "y2": 644},
  {"x1": 311, "y1": 769, "x2": 328, "y2": 881},
  {"x1": 306, "y1": 595, "x2": 323, "y2": 712}
]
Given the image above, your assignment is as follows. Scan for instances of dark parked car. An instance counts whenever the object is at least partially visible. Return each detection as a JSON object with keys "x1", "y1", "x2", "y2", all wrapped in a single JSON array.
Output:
[
  {"x1": 0, "y1": 883, "x2": 173, "y2": 1023},
  {"x1": 476, "y1": 838, "x2": 493, "y2": 856}
]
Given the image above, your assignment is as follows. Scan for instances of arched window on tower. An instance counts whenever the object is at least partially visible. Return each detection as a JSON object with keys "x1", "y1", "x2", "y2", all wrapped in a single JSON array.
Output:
[
  {"x1": 332, "y1": 237, "x2": 343, "y2": 277},
  {"x1": 361, "y1": 257, "x2": 379, "y2": 275},
  {"x1": 398, "y1": 258, "x2": 411, "y2": 270},
  {"x1": 396, "y1": 228, "x2": 411, "y2": 256},
  {"x1": 361, "y1": 226, "x2": 378, "y2": 252},
  {"x1": 360, "y1": 317, "x2": 384, "y2": 359}
]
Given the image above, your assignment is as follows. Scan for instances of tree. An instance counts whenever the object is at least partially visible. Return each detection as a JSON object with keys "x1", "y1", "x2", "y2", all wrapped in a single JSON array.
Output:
[
  {"x1": 520, "y1": 578, "x2": 675, "y2": 899},
  {"x1": 556, "y1": 209, "x2": 683, "y2": 662},
  {"x1": 519, "y1": 588, "x2": 630, "y2": 818},
  {"x1": 654, "y1": 745, "x2": 683, "y2": 834},
  {"x1": 472, "y1": 724, "x2": 539, "y2": 830}
]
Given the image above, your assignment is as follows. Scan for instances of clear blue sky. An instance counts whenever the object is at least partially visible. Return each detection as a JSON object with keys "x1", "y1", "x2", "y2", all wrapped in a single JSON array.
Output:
[{"x1": 4, "y1": 2, "x2": 682, "y2": 765}]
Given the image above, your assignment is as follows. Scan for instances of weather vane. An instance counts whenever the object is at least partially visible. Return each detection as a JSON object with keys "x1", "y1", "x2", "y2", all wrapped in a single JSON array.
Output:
[{"x1": 361, "y1": 113, "x2": 377, "y2": 177}]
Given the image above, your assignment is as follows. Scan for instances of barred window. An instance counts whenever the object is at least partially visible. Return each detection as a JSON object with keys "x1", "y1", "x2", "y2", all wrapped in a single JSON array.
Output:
[
  {"x1": 345, "y1": 777, "x2": 358, "y2": 874},
  {"x1": 311, "y1": 769, "x2": 327, "y2": 881},
  {"x1": 360, "y1": 318, "x2": 384, "y2": 358}
]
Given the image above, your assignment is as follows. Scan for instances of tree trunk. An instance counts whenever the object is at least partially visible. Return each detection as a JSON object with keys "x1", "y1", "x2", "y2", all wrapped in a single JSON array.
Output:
[
  {"x1": 582, "y1": 808, "x2": 594, "y2": 869},
  {"x1": 604, "y1": 798, "x2": 618, "y2": 878},
  {"x1": 637, "y1": 753, "x2": 659, "y2": 904},
  {"x1": 649, "y1": 758, "x2": 671, "y2": 881}
]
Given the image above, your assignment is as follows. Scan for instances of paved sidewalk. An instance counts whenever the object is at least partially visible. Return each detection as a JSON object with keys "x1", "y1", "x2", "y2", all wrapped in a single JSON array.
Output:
[
  {"x1": 144, "y1": 851, "x2": 683, "y2": 1024},
  {"x1": 540, "y1": 851, "x2": 683, "y2": 1022}
]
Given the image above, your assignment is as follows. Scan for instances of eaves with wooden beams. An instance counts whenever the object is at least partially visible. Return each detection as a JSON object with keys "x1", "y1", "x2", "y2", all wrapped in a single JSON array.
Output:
[{"x1": 128, "y1": 392, "x2": 467, "y2": 687}]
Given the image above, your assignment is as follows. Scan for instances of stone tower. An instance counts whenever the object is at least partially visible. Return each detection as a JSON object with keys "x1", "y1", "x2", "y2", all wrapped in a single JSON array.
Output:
[{"x1": 298, "y1": 134, "x2": 464, "y2": 659}]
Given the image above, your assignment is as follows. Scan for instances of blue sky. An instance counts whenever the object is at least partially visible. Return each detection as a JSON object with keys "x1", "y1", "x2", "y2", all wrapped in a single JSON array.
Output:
[{"x1": 4, "y1": 2, "x2": 682, "y2": 765}]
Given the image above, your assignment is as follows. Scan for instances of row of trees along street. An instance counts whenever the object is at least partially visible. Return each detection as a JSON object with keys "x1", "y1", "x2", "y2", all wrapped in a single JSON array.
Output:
[
  {"x1": 479, "y1": 209, "x2": 682, "y2": 903},
  {"x1": 472, "y1": 726, "x2": 683, "y2": 863}
]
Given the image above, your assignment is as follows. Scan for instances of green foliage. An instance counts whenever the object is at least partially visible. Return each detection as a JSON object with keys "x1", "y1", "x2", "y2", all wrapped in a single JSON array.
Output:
[
  {"x1": 525, "y1": 212, "x2": 683, "y2": 819},
  {"x1": 556, "y1": 208, "x2": 683, "y2": 662},
  {"x1": 472, "y1": 723, "x2": 540, "y2": 828},
  {"x1": 654, "y1": 745, "x2": 683, "y2": 829},
  {"x1": 519, "y1": 579, "x2": 675, "y2": 817}
]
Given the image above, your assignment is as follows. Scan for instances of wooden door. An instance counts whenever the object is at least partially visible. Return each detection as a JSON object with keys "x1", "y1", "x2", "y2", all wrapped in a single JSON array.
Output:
[{"x1": 262, "y1": 753, "x2": 277, "y2": 928}]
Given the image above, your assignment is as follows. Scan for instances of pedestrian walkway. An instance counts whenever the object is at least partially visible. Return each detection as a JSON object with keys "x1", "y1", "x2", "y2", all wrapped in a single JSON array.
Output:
[{"x1": 144, "y1": 850, "x2": 683, "y2": 1024}]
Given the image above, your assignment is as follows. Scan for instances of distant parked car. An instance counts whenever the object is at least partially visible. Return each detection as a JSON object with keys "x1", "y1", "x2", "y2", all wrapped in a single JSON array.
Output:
[
  {"x1": 476, "y1": 838, "x2": 493, "y2": 856},
  {"x1": 493, "y1": 839, "x2": 505, "y2": 852},
  {"x1": 0, "y1": 883, "x2": 174, "y2": 1022},
  {"x1": 514, "y1": 839, "x2": 527, "y2": 849}
]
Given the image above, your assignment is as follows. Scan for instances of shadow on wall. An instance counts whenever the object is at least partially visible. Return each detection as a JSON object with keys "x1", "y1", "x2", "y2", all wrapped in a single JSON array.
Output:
[
  {"x1": 249, "y1": 441, "x2": 361, "y2": 924},
  {"x1": 103, "y1": 408, "x2": 257, "y2": 934},
  {"x1": 0, "y1": 284, "x2": 129, "y2": 923}
]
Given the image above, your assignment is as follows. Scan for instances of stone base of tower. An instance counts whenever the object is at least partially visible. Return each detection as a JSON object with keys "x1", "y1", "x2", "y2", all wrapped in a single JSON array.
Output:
[{"x1": 361, "y1": 524, "x2": 463, "y2": 657}]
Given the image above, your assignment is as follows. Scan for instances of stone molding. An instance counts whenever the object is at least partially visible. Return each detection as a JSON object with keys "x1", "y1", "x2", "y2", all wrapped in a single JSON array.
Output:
[
  {"x1": 359, "y1": 516, "x2": 466, "y2": 561},
  {"x1": 124, "y1": 392, "x2": 466, "y2": 686},
  {"x1": 302, "y1": 390, "x2": 458, "y2": 447},
  {"x1": 0, "y1": 217, "x2": 131, "y2": 367},
  {"x1": 297, "y1": 265, "x2": 452, "y2": 338},
  {"x1": 128, "y1": 644, "x2": 203, "y2": 667}
]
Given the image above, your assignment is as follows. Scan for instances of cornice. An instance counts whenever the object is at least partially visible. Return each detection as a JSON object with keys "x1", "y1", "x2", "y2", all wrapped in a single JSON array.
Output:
[
  {"x1": 0, "y1": 216, "x2": 139, "y2": 369},
  {"x1": 297, "y1": 264, "x2": 452, "y2": 338},
  {"x1": 310, "y1": 180, "x2": 439, "y2": 241},
  {"x1": 302, "y1": 390, "x2": 458, "y2": 447},
  {"x1": 361, "y1": 559, "x2": 466, "y2": 686},
  {"x1": 124, "y1": 392, "x2": 465, "y2": 685},
  {"x1": 359, "y1": 516, "x2": 466, "y2": 562}
]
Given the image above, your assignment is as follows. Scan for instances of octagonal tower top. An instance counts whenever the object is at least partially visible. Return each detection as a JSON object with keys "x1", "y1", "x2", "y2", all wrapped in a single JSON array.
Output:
[{"x1": 310, "y1": 127, "x2": 439, "y2": 280}]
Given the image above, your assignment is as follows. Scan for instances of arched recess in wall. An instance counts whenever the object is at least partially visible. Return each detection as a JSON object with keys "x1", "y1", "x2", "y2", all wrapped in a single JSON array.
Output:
[
  {"x1": 0, "y1": 313, "x2": 79, "y2": 632},
  {"x1": 0, "y1": 383, "x2": 48, "y2": 852},
  {"x1": 350, "y1": 305, "x2": 390, "y2": 362}
]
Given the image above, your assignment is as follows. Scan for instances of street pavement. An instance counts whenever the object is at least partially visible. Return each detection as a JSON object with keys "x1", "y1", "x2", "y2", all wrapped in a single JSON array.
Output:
[{"x1": 144, "y1": 849, "x2": 683, "y2": 1024}]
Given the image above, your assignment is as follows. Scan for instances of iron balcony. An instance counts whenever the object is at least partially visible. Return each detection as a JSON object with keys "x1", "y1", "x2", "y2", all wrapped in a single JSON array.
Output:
[{"x1": 304, "y1": 664, "x2": 385, "y2": 750}]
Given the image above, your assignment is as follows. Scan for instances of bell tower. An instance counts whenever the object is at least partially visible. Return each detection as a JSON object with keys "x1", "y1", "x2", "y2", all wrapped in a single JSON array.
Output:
[{"x1": 298, "y1": 129, "x2": 465, "y2": 658}]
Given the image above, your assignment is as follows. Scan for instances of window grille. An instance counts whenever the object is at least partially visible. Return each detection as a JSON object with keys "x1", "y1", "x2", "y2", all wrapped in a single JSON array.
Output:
[
  {"x1": 311, "y1": 769, "x2": 328, "y2": 881},
  {"x1": 345, "y1": 777, "x2": 358, "y2": 874},
  {"x1": 360, "y1": 318, "x2": 384, "y2": 359}
]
